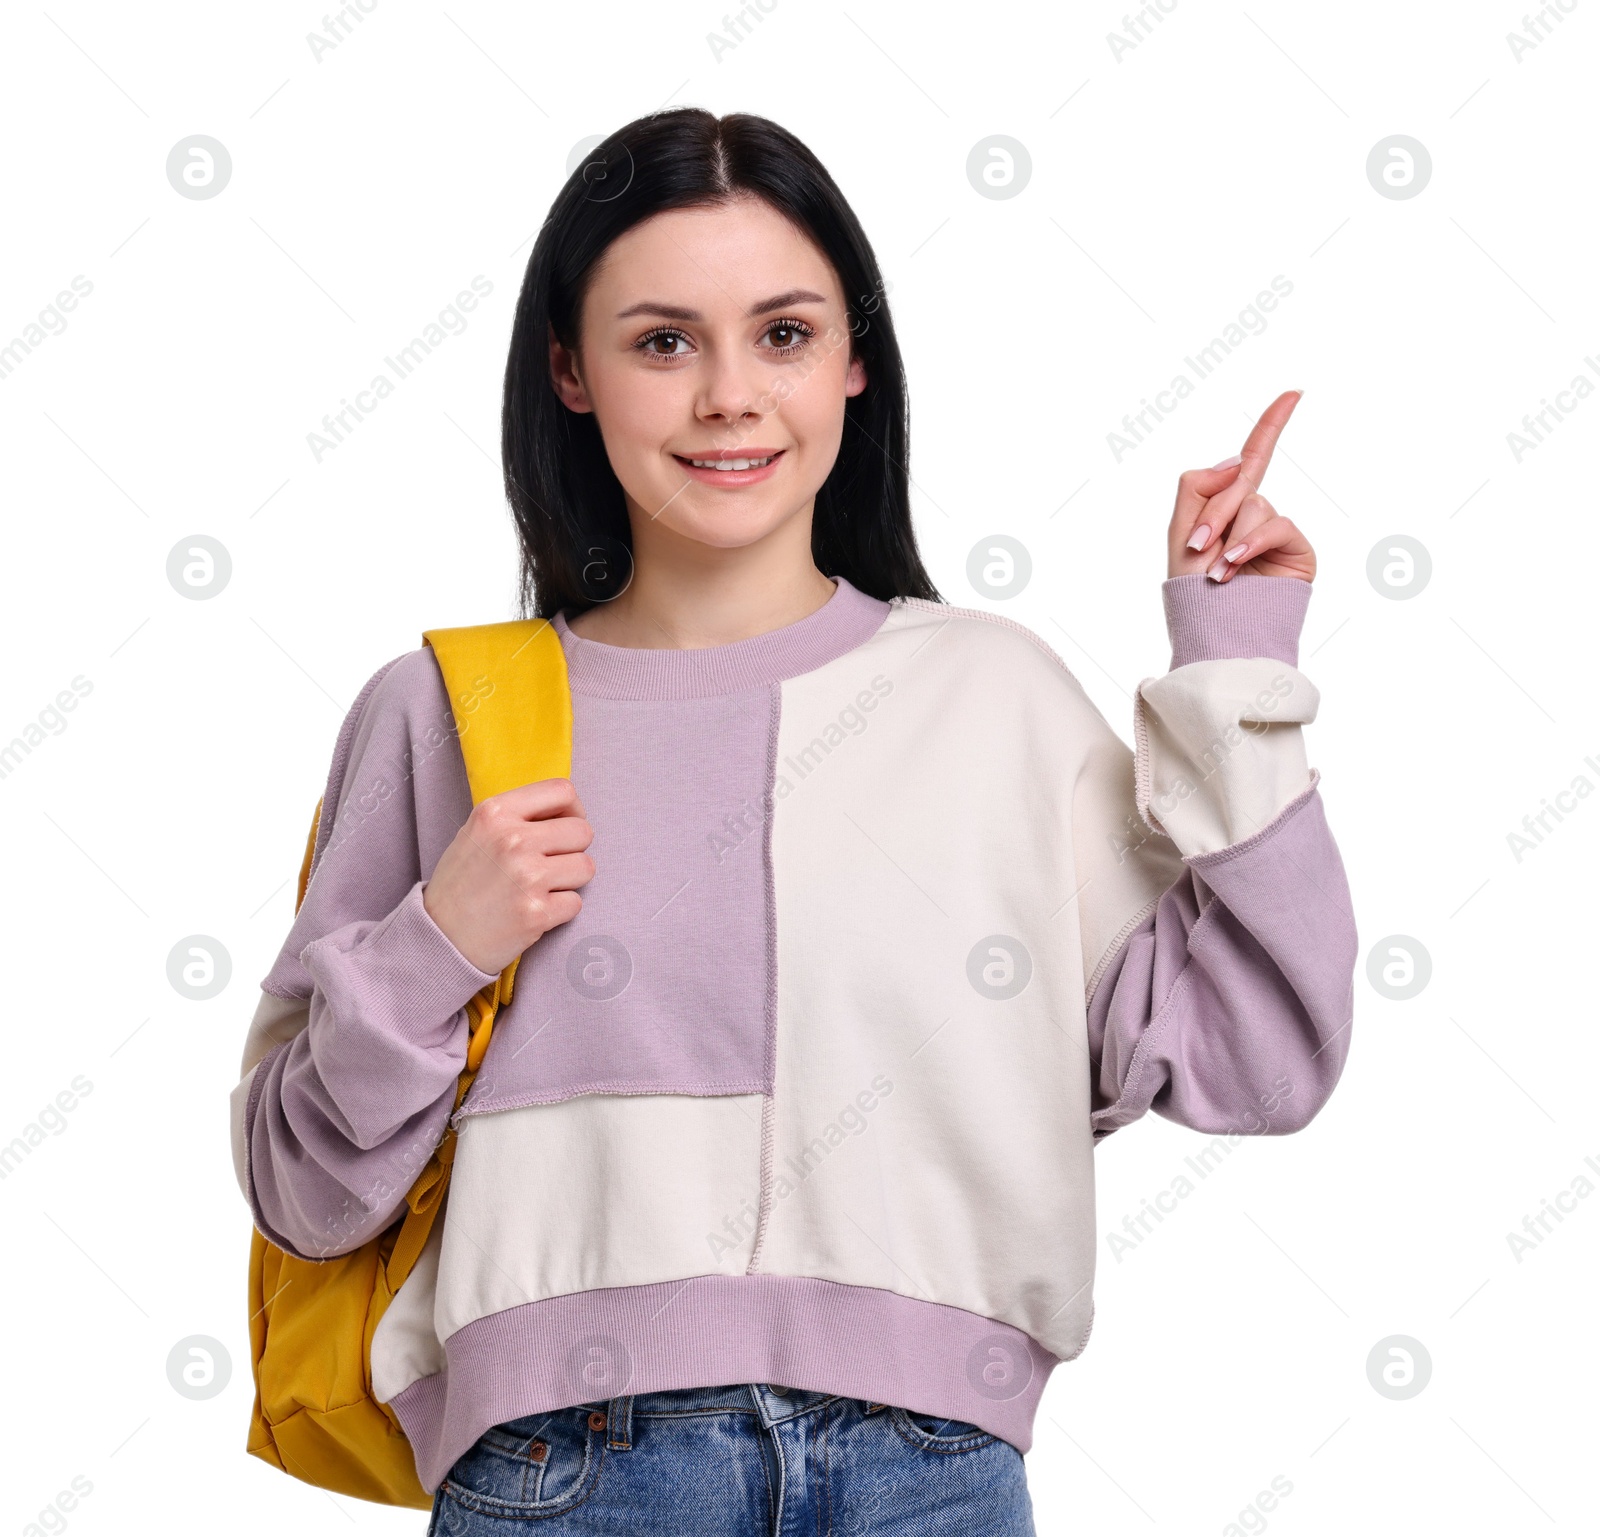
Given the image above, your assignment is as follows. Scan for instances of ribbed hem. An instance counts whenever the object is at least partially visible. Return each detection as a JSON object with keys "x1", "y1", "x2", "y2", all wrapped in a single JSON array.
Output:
[
  {"x1": 299, "y1": 881, "x2": 499, "y2": 1044},
  {"x1": 387, "y1": 1274, "x2": 1059, "y2": 1492},
  {"x1": 1162, "y1": 573, "x2": 1310, "y2": 671},
  {"x1": 552, "y1": 576, "x2": 892, "y2": 700}
]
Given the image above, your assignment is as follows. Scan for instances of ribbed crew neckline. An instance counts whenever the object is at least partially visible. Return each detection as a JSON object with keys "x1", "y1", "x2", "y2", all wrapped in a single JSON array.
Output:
[{"x1": 552, "y1": 575, "x2": 893, "y2": 700}]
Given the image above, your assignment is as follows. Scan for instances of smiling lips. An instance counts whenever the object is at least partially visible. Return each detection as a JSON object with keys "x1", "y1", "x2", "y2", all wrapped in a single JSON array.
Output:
[{"x1": 673, "y1": 448, "x2": 785, "y2": 485}]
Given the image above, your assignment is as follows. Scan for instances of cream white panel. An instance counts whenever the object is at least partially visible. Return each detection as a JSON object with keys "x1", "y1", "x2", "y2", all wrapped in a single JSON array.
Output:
[
  {"x1": 238, "y1": 990, "x2": 309, "y2": 1077},
  {"x1": 432, "y1": 1092, "x2": 767, "y2": 1341},
  {"x1": 371, "y1": 1216, "x2": 448, "y2": 1403},
  {"x1": 1134, "y1": 657, "x2": 1317, "y2": 856},
  {"x1": 760, "y1": 602, "x2": 1178, "y2": 1360}
]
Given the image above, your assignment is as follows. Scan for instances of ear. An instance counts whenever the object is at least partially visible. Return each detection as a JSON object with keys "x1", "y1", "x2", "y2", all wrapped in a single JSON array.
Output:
[
  {"x1": 549, "y1": 324, "x2": 593, "y2": 413},
  {"x1": 844, "y1": 352, "x2": 868, "y2": 398}
]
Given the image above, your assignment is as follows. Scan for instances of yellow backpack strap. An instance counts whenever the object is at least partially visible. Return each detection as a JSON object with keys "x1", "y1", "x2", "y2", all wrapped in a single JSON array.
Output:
[
  {"x1": 295, "y1": 796, "x2": 322, "y2": 913},
  {"x1": 422, "y1": 617, "x2": 573, "y2": 802},
  {"x1": 420, "y1": 616, "x2": 573, "y2": 1030},
  {"x1": 382, "y1": 618, "x2": 572, "y2": 1287}
]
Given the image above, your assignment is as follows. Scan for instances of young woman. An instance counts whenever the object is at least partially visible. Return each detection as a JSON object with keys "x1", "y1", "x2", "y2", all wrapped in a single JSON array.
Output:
[{"x1": 233, "y1": 109, "x2": 1357, "y2": 1534}]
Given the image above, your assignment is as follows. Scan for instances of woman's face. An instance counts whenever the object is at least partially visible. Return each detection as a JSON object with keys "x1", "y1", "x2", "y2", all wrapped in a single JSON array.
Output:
[{"x1": 551, "y1": 196, "x2": 867, "y2": 554}]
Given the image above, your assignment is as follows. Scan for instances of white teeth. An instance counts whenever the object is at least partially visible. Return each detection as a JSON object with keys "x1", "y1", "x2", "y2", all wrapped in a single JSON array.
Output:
[{"x1": 687, "y1": 456, "x2": 772, "y2": 470}]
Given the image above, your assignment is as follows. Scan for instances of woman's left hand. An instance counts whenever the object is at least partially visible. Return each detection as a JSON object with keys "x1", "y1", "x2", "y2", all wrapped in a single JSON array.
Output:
[{"x1": 1166, "y1": 390, "x2": 1317, "y2": 583}]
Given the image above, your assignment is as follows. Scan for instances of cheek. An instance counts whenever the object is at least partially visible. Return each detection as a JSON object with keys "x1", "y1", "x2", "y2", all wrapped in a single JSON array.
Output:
[
  {"x1": 588, "y1": 364, "x2": 682, "y2": 467},
  {"x1": 783, "y1": 344, "x2": 854, "y2": 450}
]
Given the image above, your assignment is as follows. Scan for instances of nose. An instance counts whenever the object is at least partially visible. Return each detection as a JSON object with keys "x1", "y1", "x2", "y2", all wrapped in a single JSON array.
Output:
[{"x1": 694, "y1": 345, "x2": 771, "y2": 434}]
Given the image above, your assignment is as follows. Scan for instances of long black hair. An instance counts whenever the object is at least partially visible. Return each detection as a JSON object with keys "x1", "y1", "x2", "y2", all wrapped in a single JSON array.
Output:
[{"x1": 501, "y1": 107, "x2": 941, "y2": 619}]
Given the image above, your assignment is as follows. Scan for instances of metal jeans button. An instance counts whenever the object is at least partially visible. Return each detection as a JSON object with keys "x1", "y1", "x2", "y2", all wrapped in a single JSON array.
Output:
[{"x1": 766, "y1": 1383, "x2": 789, "y2": 1396}]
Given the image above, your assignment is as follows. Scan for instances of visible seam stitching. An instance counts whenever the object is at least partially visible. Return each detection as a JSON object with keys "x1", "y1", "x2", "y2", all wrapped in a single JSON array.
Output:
[
  {"x1": 761, "y1": 682, "x2": 780, "y2": 1096},
  {"x1": 1130, "y1": 681, "x2": 1165, "y2": 836},
  {"x1": 745, "y1": 683, "x2": 783, "y2": 1276},
  {"x1": 452, "y1": 1079, "x2": 770, "y2": 1122},
  {"x1": 899, "y1": 597, "x2": 1086, "y2": 685},
  {"x1": 1083, "y1": 889, "x2": 1162, "y2": 1009},
  {"x1": 746, "y1": 1095, "x2": 776, "y2": 1274},
  {"x1": 310, "y1": 653, "x2": 409, "y2": 876},
  {"x1": 1088, "y1": 873, "x2": 1220, "y2": 1132},
  {"x1": 1065, "y1": 1302, "x2": 1096, "y2": 1361},
  {"x1": 1183, "y1": 768, "x2": 1322, "y2": 869},
  {"x1": 820, "y1": 1395, "x2": 837, "y2": 1534},
  {"x1": 1090, "y1": 958, "x2": 1199, "y2": 1137}
]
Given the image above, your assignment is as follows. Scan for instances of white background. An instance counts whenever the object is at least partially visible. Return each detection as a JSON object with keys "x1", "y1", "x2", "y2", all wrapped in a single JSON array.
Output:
[{"x1": 2, "y1": 2, "x2": 1596, "y2": 1533}]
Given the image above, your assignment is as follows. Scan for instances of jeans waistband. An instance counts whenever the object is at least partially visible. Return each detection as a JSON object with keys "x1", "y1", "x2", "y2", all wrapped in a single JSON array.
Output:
[{"x1": 574, "y1": 1382, "x2": 892, "y2": 1450}]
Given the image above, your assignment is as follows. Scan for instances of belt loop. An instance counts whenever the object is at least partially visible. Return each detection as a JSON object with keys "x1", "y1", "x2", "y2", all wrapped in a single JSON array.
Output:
[{"x1": 606, "y1": 1394, "x2": 634, "y2": 1451}]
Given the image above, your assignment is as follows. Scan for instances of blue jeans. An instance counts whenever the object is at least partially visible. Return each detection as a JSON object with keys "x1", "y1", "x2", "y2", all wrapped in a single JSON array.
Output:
[{"x1": 426, "y1": 1382, "x2": 1036, "y2": 1534}]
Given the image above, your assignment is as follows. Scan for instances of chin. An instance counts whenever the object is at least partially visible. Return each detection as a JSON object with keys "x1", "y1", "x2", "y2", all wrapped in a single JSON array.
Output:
[
  {"x1": 665, "y1": 509, "x2": 789, "y2": 550},
  {"x1": 655, "y1": 490, "x2": 809, "y2": 546}
]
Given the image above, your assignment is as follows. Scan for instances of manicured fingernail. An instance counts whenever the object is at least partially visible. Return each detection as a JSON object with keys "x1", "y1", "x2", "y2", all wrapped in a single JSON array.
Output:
[
  {"x1": 1223, "y1": 542, "x2": 1249, "y2": 562},
  {"x1": 1206, "y1": 557, "x2": 1229, "y2": 581},
  {"x1": 1186, "y1": 523, "x2": 1211, "y2": 550},
  {"x1": 1212, "y1": 454, "x2": 1242, "y2": 469}
]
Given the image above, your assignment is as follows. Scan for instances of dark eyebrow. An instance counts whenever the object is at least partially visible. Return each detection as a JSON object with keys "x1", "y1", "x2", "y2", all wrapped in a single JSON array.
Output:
[
  {"x1": 748, "y1": 288, "x2": 827, "y2": 316},
  {"x1": 614, "y1": 288, "x2": 828, "y2": 322}
]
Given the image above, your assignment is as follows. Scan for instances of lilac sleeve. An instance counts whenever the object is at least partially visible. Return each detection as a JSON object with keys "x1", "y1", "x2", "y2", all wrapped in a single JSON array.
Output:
[
  {"x1": 1088, "y1": 575, "x2": 1358, "y2": 1139},
  {"x1": 245, "y1": 883, "x2": 498, "y2": 1260},
  {"x1": 241, "y1": 648, "x2": 496, "y2": 1261}
]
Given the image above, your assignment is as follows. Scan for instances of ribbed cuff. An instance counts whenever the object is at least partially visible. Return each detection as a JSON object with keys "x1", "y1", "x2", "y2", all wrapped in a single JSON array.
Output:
[
  {"x1": 298, "y1": 881, "x2": 500, "y2": 1044},
  {"x1": 240, "y1": 1038, "x2": 314, "y2": 1260},
  {"x1": 1162, "y1": 573, "x2": 1310, "y2": 670}
]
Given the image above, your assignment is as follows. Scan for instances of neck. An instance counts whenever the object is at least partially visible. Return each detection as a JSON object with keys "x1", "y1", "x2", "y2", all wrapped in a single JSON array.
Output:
[{"x1": 566, "y1": 509, "x2": 837, "y2": 651}]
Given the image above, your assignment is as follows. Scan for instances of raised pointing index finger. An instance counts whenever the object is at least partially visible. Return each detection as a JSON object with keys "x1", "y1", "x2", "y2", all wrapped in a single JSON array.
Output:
[{"x1": 1236, "y1": 390, "x2": 1302, "y2": 489}]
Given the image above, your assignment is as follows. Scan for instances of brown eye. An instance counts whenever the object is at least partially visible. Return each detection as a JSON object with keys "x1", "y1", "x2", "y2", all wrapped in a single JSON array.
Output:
[
  {"x1": 634, "y1": 327, "x2": 691, "y2": 359},
  {"x1": 761, "y1": 318, "x2": 814, "y2": 354}
]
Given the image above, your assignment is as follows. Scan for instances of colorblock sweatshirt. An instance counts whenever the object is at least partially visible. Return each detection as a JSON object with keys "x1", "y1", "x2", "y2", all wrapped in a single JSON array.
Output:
[{"x1": 229, "y1": 571, "x2": 1357, "y2": 1495}]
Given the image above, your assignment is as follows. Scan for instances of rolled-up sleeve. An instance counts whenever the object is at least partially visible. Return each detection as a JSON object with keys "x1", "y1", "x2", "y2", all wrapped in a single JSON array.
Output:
[{"x1": 1084, "y1": 574, "x2": 1358, "y2": 1139}]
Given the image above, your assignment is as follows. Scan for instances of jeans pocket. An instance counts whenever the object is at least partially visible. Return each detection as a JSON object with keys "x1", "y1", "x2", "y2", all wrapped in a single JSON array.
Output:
[
  {"x1": 887, "y1": 1405, "x2": 1000, "y2": 1454},
  {"x1": 436, "y1": 1405, "x2": 604, "y2": 1523}
]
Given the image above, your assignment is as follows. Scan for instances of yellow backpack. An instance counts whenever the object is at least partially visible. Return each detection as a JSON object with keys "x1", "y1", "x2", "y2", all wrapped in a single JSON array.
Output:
[{"x1": 245, "y1": 618, "x2": 572, "y2": 1508}]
